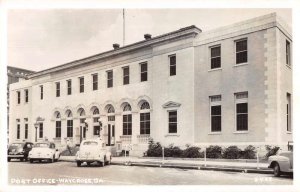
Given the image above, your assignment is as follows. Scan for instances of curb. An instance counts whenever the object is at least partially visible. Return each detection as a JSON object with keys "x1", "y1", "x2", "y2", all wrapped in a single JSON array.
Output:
[{"x1": 58, "y1": 158, "x2": 272, "y2": 175}]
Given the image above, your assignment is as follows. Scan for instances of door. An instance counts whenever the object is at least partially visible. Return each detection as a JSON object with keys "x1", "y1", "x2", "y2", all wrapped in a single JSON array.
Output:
[{"x1": 106, "y1": 124, "x2": 115, "y2": 146}]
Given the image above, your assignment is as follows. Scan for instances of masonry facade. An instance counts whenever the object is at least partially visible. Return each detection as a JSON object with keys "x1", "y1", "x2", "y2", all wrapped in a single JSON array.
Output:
[{"x1": 9, "y1": 13, "x2": 292, "y2": 156}]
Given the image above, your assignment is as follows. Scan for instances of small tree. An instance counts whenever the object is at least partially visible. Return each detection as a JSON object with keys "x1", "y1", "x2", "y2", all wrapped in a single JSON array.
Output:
[{"x1": 206, "y1": 145, "x2": 223, "y2": 158}]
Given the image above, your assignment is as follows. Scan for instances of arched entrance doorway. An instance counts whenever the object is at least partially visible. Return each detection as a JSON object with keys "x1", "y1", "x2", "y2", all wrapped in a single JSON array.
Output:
[{"x1": 106, "y1": 104, "x2": 115, "y2": 146}]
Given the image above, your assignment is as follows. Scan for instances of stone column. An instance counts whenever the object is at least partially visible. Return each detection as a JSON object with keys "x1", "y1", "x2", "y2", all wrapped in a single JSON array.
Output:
[
  {"x1": 61, "y1": 118, "x2": 67, "y2": 146},
  {"x1": 73, "y1": 118, "x2": 80, "y2": 145},
  {"x1": 114, "y1": 113, "x2": 122, "y2": 143},
  {"x1": 131, "y1": 111, "x2": 139, "y2": 145}
]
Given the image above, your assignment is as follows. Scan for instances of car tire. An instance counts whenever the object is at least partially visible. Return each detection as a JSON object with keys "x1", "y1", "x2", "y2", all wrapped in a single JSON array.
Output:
[
  {"x1": 77, "y1": 161, "x2": 81, "y2": 167},
  {"x1": 7, "y1": 158, "x2": 11, "y2": 162},
  {"x1": 273, "y1": 162, "x2": 281, "y2": 177},
  {"x1": 30, "y1": 159, "x2": 33, "y2": 163},
  {"x1": 87, "y1": 162, "x2": 91, "y2": 166},
  {"x1": 20, "y1": 158, "x2": 24, "y2": 162}
]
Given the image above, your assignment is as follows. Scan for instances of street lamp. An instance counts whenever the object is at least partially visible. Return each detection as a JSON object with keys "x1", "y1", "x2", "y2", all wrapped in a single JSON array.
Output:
[{"x1": 34, "y1": 122, "x2": 39, "y2": 142}]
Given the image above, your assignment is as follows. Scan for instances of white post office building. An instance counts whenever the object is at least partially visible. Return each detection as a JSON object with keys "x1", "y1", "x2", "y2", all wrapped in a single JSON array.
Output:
[{"x1": 9, "y1": 13, "x2": 292, "y2": 156}]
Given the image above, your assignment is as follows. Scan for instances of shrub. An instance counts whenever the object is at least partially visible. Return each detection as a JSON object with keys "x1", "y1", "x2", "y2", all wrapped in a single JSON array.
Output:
[
  {"x1": 240, "y1": 145, "x2": 256, "y2": 159},
  {"x1": 146, "y1": 138, "x2": 162, "y2": 157},
  {"x1": 206, "y1": 145, "x2": 222, "y2": 158},
  {"x1": 182, "y1": 146, "x2": 203, "y2": 158},
  {"x1": 222, "y1": 146, "x2": 241, "y2": 159},
  {"x1": 265, "y1": 145, "x2": 280, "y2": 158},
  {"x1": 164, "y1": 144, "x2": 183, "y2": 157}
]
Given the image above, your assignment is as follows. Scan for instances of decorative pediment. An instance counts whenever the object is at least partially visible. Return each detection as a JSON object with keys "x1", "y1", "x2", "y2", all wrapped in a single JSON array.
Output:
[{"x1": 162, "y1": 101, "x2": 181, "y2": 109}]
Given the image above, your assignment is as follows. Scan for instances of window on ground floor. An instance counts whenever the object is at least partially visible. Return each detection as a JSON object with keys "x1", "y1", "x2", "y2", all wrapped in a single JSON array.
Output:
[
  {"x1": 287, "y1": 93, "x2": 291, "y2": 132},
  {"x1": 25, "y1": 122, "x2": 28, "y2": 139},
  {"x1": 168, "y1": 111, "x2": 177, "y2": 133},
  {"x1": 140, "y1": 112, "x2": 150, "y2": 134},
  {"x1": 210, "y1": 95, "x2": 222, "y2": 132},
  {"x1": 39, "y1": 123, "x2": 43, "y2": 138},
  {"x1": 67, "y1": 120, "x2": 73, "y2": 137},
  {"x1": 235, "y1": 92, "x2": 248, "y2": 131},
  {"x1": 17, "y1": 119, "x2": 20, "y2": 139},
  {"x1": 55, "y1": 121, "x2": 61, "y2": 138},
  {"x1": 123, "y1": 114, "x2": 132, "y2": 135}
]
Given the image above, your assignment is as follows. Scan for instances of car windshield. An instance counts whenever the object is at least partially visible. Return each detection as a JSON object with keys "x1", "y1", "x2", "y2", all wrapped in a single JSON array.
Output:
[
  {"x1": 83, "y1": 141, "x2": 98, "y2": 146},
  {"x1": 9, "y1": 143, "x2": 24, "y2": 149},
  {"x1": 34, "y1": 143, "x2": 50, "y2": 148}
]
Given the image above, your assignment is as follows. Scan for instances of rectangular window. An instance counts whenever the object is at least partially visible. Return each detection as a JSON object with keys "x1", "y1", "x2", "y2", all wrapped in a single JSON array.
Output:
[
  {"x1": 210, "y1": 95, "x2": 222, "y2": 132},
  {"x1": 169, "y1": 55, "x2": 176, "y2": 76},
  {"x1": 107, "y1": 70, "x2": 113, "y2": 88},
  {"x1": 236, "y1": 39, "x2": 248, "y2": 64},
  {"x1": 17, "y1": 91, "x2": 21, "y2": 104},
  {"x1": 39, "y1": 123, "x2": 43, "y2": 138},
  {"x1": 67, "y1": 120, "x2": 73, "y2": 137},
  {"x1": 17, "y1": 120, "x2": 20, "y2": 139},
  {"x1": 287, "y1": 93, "x2": 291, "y2": 132},
  {"x1": 168, "y1": 111, "x2": 177, "y2": 133},
  {"x1": 286, "y1": 40, "x2": 291, "y2": 66},
  {"x1": 140, "y1": 112, "x2": 150, "y2": 134},
  {"x1": 67, "y1": 80, "x2": 72, "y2": 95},
  {"x1": 25, "y1": 123, "x2": 28, "y2": 139},
  {"x1": 25, "y1": 89, "x2": 28, "y2": 103},
  {"x1": 40, "y1": 86, "x2": 43, "y2": 100},
  {"x1": 235, "y1": 92, "x2": 248, "y2": 131},
  {"x1": 56, "y1": 82, "x2": 60, "y2": 97},
  {"x1": 123, "y1": 66, "x2": 130, "y2": 85},
  {"x1": 55, "y1": 121, "x2": 61, "y2": 138},
  {"x1": 123, "y1": 114, "x2": 132, "y2": 135},
  {"x1": 79, "y1": 77, "x2": 84, "y2": 93},
  {"x1": 140, "y1": 62, "x2": 148, "y2": 82},
  {"x1": 92, "y1": 74, "x2": 98, "y2": 91},
  {"x1": 210, "y1": 46, "x2": 221, "y2": 69}
]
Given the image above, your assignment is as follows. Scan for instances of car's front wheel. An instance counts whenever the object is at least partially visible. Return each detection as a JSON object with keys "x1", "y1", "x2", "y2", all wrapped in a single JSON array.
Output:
[
  {"x1": 77, "y1": 161, "x2": 81, "y2": 167},
  {"x1": 7, "y1": 158, "x2": 11, "y2": 162},
  {"x1": 30, "y1": 159, "x2": 33, "y2": 163},
  {"x1": 273, "y1": 162, "x2": 281, "y2": 177}
]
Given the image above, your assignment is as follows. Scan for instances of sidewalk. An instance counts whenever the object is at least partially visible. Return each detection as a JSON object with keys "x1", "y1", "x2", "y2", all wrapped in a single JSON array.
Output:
[{"x1": 60, "y1": 156, "x2": 272, "y2": 174}]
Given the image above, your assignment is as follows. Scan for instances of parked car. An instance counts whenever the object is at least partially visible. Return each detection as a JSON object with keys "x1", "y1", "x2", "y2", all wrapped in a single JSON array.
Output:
[
  {"x1": 28, "y1": 142, "x2": 61, "y2": 163},
  {"x1": 75, "y1": 139, "x2": 112, "y2": 167},
  {"x1": 7, "y1": 142, "x2": 34, "y2": 162},
  {"x1": 268, "y1": 150, "x2": 293, "y2": 177}
]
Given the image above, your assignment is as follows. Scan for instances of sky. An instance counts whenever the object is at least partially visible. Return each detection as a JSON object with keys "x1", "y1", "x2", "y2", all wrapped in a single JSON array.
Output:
[{"x1": 8, "y1": 9, "x2": 292, "y2": 72}]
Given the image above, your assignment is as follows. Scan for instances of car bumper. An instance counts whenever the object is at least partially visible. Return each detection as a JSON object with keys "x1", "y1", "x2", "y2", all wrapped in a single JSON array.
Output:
[
  {"x1": 8, "y1": 154, "x2": 25, "y2": 158},
  {"x1": 76, "y1": 156, "x2": 102, "y2": 162}
]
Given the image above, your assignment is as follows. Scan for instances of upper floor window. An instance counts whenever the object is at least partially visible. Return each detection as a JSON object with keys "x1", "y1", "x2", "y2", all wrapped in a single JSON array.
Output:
[
  {"x1": 56, "y1": 82, "x2": 60, "y2": 97},
  {"x1": 107, "y1": 70, "x2": 113, "y2": 88},
  {"x1": 123, "y1": 66, "x2": 130, "y2": 85},
  {"x1": 17, "y1": 91, "x2": 21, "y2": 104},
  {"x1": 25, "y1": 89, "x2": 29, "y2": 103},
  {"x1": 168, "y1": 111, "x2": 177, "y2": 133},
  {"x1": 140, "y1": 62, "x2": 148, "y2": 82},
  {"x1": 236, "y1": 39, "x2": 248, "y2": 64},
  {"x1": 79, "y1": 77, "x2": 84, "y2": 93},
  {"x1": 210, "y1": 95, "x2": 222, "y2": 132},
  {"x1": 40, "y1": 85, "x2": 43, "y2": 100},
  {"x1": 92, "y1": 74, "x2": 98, "y2": 91},
  {"x1": 67, "y1": 80, "x2": 72, "y2": 95},
  {"x1": 169, "y1": 54, "x2": 176, "y2": 76},
  {"x1": 286, "y1": 40, "x2": 291, "y2": 66},
  {"x1": 210, "y1": 45, "x2": 221, "y2": 69},
  {"x1": 235, "y1": 92, "x2": 248, "y2": 131}
]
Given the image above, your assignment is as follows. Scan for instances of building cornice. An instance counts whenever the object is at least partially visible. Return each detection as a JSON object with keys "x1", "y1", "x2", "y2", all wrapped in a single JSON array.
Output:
[{"x1": 28, "y1": 26, "x2": 202, "y2": 79}]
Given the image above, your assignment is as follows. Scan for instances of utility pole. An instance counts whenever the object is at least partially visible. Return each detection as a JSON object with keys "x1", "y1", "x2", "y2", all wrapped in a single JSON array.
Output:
[{"x1": 123, "y1": 9, "x2": 125, "y2": 46}]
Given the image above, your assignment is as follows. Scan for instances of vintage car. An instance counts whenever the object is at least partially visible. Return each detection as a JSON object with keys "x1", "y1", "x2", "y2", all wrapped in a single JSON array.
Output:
[
  {"x1": 268, "y1": 150, "x2": 293, "y2": 177},
  {"x1": 28, "y1": 142, "x2": 61, "y2": 163},
  {"x1": 7, "y1": 142, "x2": 34, "y2": 162},
  {"x1": 75, "y1": 139, "x2": 112, "y2": 167}
]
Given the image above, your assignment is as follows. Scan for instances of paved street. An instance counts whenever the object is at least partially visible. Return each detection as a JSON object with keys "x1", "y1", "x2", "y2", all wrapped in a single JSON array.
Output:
[{"x1": 8, "y1": 160, "x2": 292, "y2": 185}]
